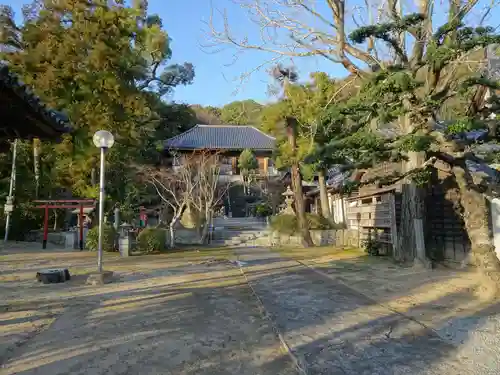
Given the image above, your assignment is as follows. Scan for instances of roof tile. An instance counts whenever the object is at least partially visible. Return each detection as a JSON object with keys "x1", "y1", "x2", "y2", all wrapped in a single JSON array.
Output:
[{"x1": 165, "y1": 124, "x2": 275, "y2": 151}]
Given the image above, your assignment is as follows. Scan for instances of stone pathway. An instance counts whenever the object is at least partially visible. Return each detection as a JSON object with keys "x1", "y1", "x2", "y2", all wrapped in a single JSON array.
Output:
[{"x1": 236, "y1": 247, "x2": 494, "y2": 375}]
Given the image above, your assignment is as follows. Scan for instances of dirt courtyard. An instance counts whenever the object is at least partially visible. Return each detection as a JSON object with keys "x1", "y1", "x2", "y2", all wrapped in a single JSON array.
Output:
[
  {"x1": 0, "y1": 244, "x2": 297, "y2": 375},
  {"x1": 1, "y1": 243, "x2": 499, "y2": 374}
]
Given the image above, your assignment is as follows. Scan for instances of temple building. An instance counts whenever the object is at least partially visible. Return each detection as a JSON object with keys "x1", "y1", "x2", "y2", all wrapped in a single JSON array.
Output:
[{"x1": 164, "y1": 124, "x2": 278, "y2": 181}]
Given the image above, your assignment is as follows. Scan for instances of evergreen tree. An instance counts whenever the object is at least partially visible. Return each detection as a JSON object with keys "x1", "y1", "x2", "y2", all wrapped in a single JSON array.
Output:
[
  {"x1": 0, "y1": 0, "x2": 194, "y2": 204},
  {"x1": 238, "y1": 149, "x2": 258, "y2": 194},
  {"x1": 316, "y1": 15, "x2": 500, "y2": 291},
  {"x1": 220, "y1": 100, "x2": 263, "y2": 125},
  {"x1": 261, "y1": 72, "x2": 351, "y2": 218}
]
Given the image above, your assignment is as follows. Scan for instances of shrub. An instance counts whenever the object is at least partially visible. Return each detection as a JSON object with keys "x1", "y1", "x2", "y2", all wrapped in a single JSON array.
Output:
[
  {"x1": 270, "y1": 214, "x2": 297, "y2": 235},
  {"x1": 137, "y1": 228, "x2": 166, "y2": 253},
  {"x1": 86, "y1": 224, "x2": 117, "y2": 252},
  {"x1": 270, "y1": 213, "x2": 339, "y2": 234},
  {"x1": 255, "y1": 203, "x2": 272, "y2": 217},
  {"x1": 362, "y1": 238, "x2": 383, "y2": 256},
  {"x1": 306, "y1": 213, "x2": 332, "y2": 230}
]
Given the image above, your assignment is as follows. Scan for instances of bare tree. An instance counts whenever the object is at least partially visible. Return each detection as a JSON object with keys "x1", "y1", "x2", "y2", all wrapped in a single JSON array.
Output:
[
  {"x1": 205, "y1": 0, "x2": 494, "y2": 77},
  {"x1": 141, "y1": 160, "x2": 199, "y2": 248},
  {"x1": 189, "y1": 151, "x2": 232, "y2": 243},
  {"x1": 206, "y1": 0, "x2": 391, "y2": 76},
  {"x1": 209, "y1": 0, "x2": 498, "y2": 262}
]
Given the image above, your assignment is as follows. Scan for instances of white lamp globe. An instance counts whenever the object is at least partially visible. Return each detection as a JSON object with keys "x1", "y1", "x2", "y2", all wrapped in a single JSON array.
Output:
[{"x1": 93, "y1": 130, "x2": 115, "y2": 149}]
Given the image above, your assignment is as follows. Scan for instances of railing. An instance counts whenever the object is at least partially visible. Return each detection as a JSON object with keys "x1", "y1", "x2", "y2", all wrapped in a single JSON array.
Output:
[
  {"x1": 219, "y1": 166, "x2": 280, "y2": 177},
  {"x1": 174, "y1": 162, "x2": 281, "y2": 177}
]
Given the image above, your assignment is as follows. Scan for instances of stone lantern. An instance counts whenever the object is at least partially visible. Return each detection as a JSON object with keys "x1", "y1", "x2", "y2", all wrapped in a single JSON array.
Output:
[
  {"x1": 281, "y1": 186, "x2": 295, "y2": 215},
  {"x1": 118, "y1": 222, "x2": 134, "y2": 257}
]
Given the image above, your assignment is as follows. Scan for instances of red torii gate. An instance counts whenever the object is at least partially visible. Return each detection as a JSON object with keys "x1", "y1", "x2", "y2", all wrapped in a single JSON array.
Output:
[{"x1": 33, "y1": 199, "x2": 95, "y2": 250}]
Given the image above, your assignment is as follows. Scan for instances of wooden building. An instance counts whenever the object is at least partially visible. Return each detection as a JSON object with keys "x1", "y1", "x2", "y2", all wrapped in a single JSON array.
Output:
[
  {"x1": 0, "y1": 64, "x2": 69, "y2": 145},
  {"x1": 164, "y1": 124, "x2": 280, "y2": 217},
  {"x1": 306, "y1": 158, "x2": 500, "y2": 266},
  {"x1": 164, "y1": 124, "x2": 278, "y2": 179}
]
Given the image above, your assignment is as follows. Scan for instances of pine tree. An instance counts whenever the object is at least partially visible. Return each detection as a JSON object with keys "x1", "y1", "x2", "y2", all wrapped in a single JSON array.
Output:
[{"x1": 317, "y1": 15, "x2": 500, "y2": 292}]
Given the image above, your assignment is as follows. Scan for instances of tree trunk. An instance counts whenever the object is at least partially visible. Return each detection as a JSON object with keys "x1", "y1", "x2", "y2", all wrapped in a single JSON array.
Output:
[
  {"x1": 53, "y1": 210, "x2": 58, "y2": 231},
  {"x1": 396, "y1": 151, "x2": 429, "y2": 266},
  {"x1": 169, "y1": 223, "x2": 175, "y2": 248},
  {"x1": 200, "y1": 207, "x2": 212, "y2": 244},
  {"x1": 318, "y1": 169, "x2": 331, "y2": 218},
  {"x1": 453, "y1": 164, "x2": 500, "y2": 298},
  {"x1": 395, "y1": 102, "x2": 428, "y2": 266},
  {"x1": 287, "y1": 117, "x2": 314, "y2": 247},
  {"x1": 169, "y1": 210, "x2": 183, "y2": 248},
  {"x1": 91, "y1": 167, "x2": 96, "y2": 186}
]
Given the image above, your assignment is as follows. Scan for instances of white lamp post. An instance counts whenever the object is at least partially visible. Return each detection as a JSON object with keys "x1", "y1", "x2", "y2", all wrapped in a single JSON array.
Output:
[{"x1": 93, "y1": 130, "x2": 114, "y2": 273}]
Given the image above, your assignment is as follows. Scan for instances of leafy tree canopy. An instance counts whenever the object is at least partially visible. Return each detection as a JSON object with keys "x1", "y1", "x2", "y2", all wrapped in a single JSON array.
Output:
[
  {"x1": 260, "y1": 72, "x2": 345, "y2": 175},
  {"x1": 238, "y1": 149, "x2": 258, "y2": 172},
  {"x1": 190, "y1": 104, "x2": 223, "y2": 125},
  {"x1": 312, "y1": 15, "x2": 500, "y2": 189},
  {"x1": 0, "y1": 0, "x2": 194, "y2": 206},
  {"x1": 220, "y1": 100, "x2": 263, "y2": 125}
]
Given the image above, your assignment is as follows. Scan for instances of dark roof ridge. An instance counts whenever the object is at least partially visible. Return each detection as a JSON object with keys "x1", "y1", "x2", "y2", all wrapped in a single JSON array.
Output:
[
  {"x1": 164, "y1": 124, "x2": 275, "y2": 150},
  {"x1": 196, "y1": 124, "x2": 276, "y2": 139},
  {"x1": 163, "y1": 124, "x2": 201, "y2": 146}
]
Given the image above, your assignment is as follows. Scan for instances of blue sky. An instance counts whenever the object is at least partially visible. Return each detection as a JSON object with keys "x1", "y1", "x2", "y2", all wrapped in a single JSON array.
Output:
[
  {"x1": 146, "y1": 0, "x2": 345, "y2": 106},
  {"x1": 3, "y1": 0, "x2": 500, "y2": 107}
]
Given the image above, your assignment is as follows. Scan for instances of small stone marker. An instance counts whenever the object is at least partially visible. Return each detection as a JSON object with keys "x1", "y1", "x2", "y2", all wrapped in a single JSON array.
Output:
[
  {"x1": 86, "y1": 271, "x2": 114, "y2": 285},
  {"x1": 36, "y1": 269, "x2": 71, "y2": 284}
]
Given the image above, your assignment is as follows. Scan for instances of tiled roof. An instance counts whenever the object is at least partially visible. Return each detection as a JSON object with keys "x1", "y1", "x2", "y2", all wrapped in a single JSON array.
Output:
[
  {"x1": 0, "y1": 64, "x2": 70, "y2": 135},
  {"x1": 164, "y1": 124, "x2": 276, "y2": 151}
]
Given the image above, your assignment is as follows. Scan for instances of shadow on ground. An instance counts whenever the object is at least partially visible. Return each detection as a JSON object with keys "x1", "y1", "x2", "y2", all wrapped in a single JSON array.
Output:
[{"x1": 0, "y1": 246, "x2": 498, "y2": 374}]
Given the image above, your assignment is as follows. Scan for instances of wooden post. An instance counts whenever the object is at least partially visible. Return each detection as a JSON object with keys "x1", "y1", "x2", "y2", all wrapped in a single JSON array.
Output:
[
  {"x1": 43, "y1": 205, "x2": 49, "y2": 249},
  {"x1": 231, "y1": 157, "x2": 237, "y2": 175},
  {"x1": 389, "y1": 193, "x2": 398, "y2": 256},
  {"x1": 79, "y1": 204, "x2": 84, "y2": 251}
]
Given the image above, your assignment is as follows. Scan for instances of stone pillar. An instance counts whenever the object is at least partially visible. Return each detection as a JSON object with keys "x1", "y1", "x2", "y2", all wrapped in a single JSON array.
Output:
[
  {"x1": 118, "y1": 223, "x2": 133, "y2": 257},
  {"x1": 65, "y1": 230, "x2": 77, "y2": 250}
]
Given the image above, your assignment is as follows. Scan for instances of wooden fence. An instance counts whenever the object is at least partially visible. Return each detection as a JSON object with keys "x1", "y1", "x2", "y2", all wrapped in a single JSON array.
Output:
[{"x1": 345, "y1": 191, "x2": 398, "y2": 254}]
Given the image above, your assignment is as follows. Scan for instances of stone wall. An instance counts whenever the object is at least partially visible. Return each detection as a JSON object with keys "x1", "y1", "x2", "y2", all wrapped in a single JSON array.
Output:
[
  {"x1": 161, "y1": 226, "x2": 361, "y2": 248},
  {"x1": 268, "y1": 229, "x2": 360, "y2": 248},
  {"x1": 170, "y1": 228, "x2": 201, "y2": 245},
  {"x1": 26, "y1": 230, "x2": 87, "y2": 248}
]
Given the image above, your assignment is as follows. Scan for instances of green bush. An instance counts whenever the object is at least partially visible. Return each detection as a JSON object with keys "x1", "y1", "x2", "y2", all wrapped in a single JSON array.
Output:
[
  {"x1": 270, "y1": 213, "x2": 339, "y2": 234},
  {"x1": 86, "y1": 224, "x2": 117, "y2": 252},
  {"x1": 255, "y1": 203, "x2": 272, "y2": 217},
  {"x1": 362, "y1": 238, "x2": 383, "y2": 256},
  {"x1": 270, "y1": 214, "x2": 297, "y2": 235},
  {"x1": 136, "y1": 228, "x2": 166, "y2": 253},
  {"x1": 306, "y1": 213, "x2": 333, "y2": 230}
]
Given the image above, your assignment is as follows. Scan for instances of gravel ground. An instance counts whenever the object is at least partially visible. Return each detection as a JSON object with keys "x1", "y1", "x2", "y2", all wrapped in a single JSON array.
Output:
[
  {"x1": 0, "y1": 245, "x2": 298, "y2": 375},
  {"x1": 2, "y1": 244, "x2": 499, "y2": 375},
  {"x1": 236, "y1": 247, "x2": 500, "y2": 375}
]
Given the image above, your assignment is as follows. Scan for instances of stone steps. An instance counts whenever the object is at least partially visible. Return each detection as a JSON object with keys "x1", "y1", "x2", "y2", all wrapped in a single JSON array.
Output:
[
  {"x1": 211, "y1": 217, "x2": 270, "y2": 247},
  {"x1": 210, "y1": 229, "x2": 270, "y2": 247},
  {"x1": 213, "y1": 217, "x2": 267, "y2": 228}
]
